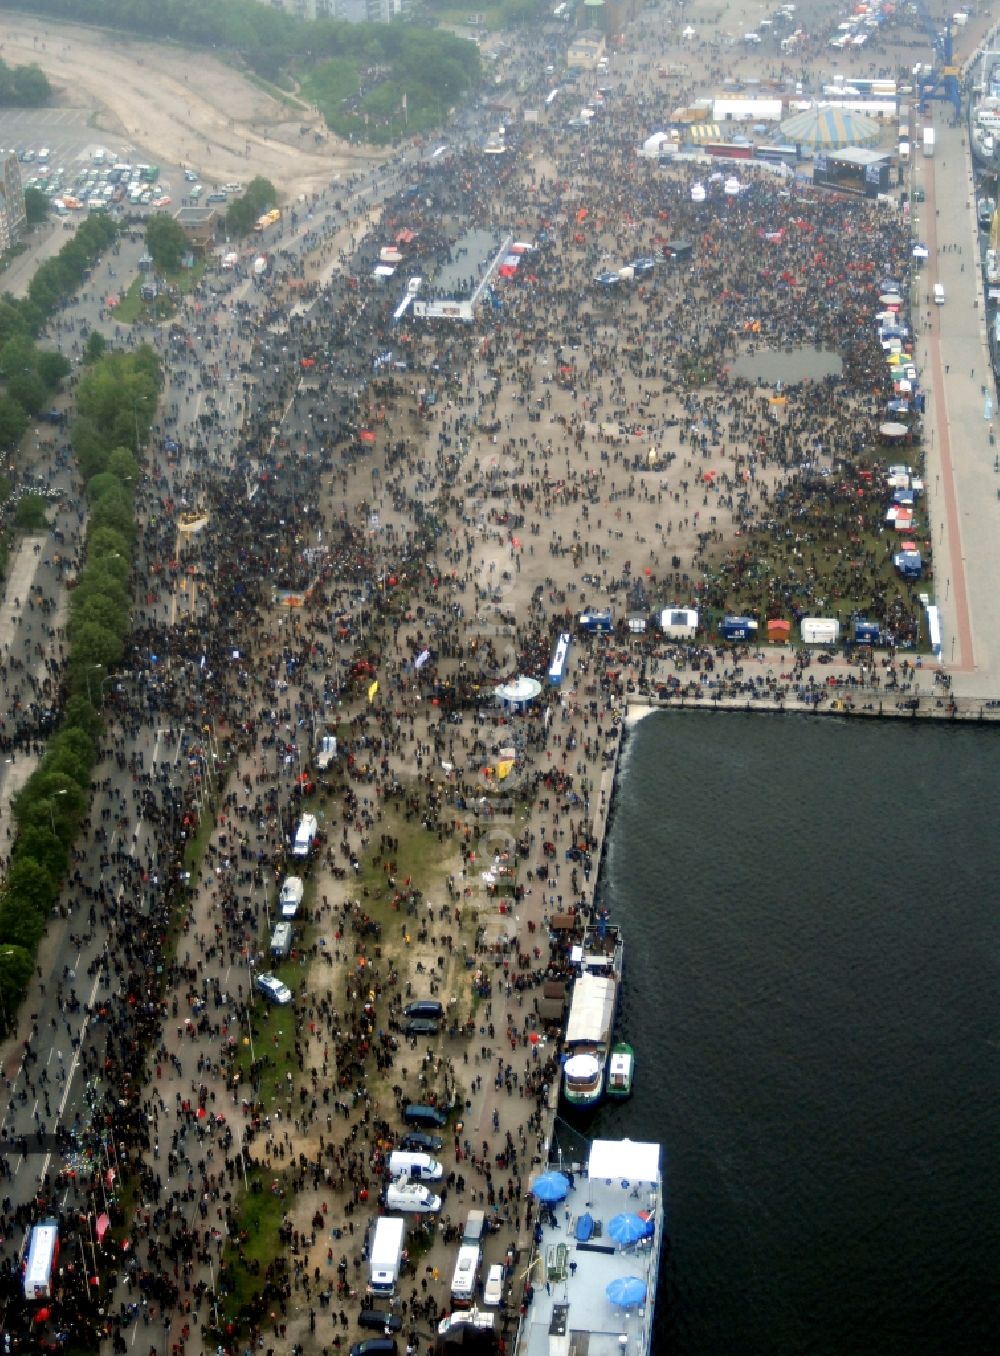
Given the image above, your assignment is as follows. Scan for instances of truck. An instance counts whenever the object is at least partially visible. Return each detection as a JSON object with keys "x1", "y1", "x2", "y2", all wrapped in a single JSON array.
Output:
[
  {"x1": 254, "y1": 208, "x2": 281, "y2": 233},
  {"x1": 922, "y1": 126, "x2": 935, "y2": 156},
  {"x1": 368, "y1": 1217, "x2": 406, "y2": 1299},
  {"x1": 314, "y1": 734, "x2": 337, "y2": 772},
  {"x1": 23, "y1": 1220, "x2": 59, "y2": 1300}
]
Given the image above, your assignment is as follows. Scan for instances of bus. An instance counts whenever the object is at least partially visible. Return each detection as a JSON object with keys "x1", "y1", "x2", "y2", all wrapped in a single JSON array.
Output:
[
  {"x1": 23, "y1": 1220, "x2": 59, "y2": 1300},
  {"x1": 450, "y1": 1243, "x2": 481, "y2": 1308},
  {"x1": 756, "y1": 144, "x2": 800, "y2": 165}
]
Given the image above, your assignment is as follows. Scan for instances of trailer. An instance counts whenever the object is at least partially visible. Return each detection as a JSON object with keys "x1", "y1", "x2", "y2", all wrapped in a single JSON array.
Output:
[
  {"x1": 800, "y1": 617, "x2": 840, "y2": 645},
  {"x1": 922, "y1": 126, "x2": 935, "y2": 156},
  {"x1": 368, "y1": 1217, "x2": 406, "y2": 1299},
  {"x1": 23, "y1": 1220, "x2": 59, "y2": 1300},
  {"x1": 719, "y1": 615, "x2": 758, "y2": 642}
]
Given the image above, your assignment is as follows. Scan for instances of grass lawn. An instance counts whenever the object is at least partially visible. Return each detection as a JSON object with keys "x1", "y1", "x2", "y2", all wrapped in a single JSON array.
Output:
[
  {"x1": 218, "y1": 1165, "x2": 293, "y2": 1326},
  {"x1": 234, "y1": 979, "x2": 301, "y2": 1114},
  {"x1": 115, "y1": 258, "x2": 206, "y2": 324},
  {"x1": 432, "y1": 3, "x2": 505, "y2": 28}
]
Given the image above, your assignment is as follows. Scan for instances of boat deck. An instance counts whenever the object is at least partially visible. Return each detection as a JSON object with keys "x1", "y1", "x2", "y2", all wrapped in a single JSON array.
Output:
[{"x1": 517, "y1": 1140, "x2": 663, "y2": 1356}]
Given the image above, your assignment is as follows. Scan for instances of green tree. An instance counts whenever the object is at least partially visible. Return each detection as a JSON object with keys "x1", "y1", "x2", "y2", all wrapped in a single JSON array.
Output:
[
  {"x1": 89, "y1": 525, "x2": 131, "y2": 562},
  {"x1": 0, "y1": 898, "x2": 46, "y2": 952},
  {"x1": 82, "y1": 330, "x2": 107, "y2": 365},
  {"x1": 36, "y1": 349, "x2": 70, "y2": 390},
  {"x1": 0, "y1": 395, "x2": 28, "y2": 451},
  {"x1": 69, "y1": 591, "x2": 129, "y2": 638},
  {"x1": 13, "y1": 495, "x2": 48, "y2": 531},
  {"x1": 13, "y1": 825, "x2": 67, "y2": 886},
  {"x1": 68, "y1": 618, "x2": 126, "y2": 671},
  {"x1": 3, "y1": 857, "x2": 57, "y2": 918},
  {"x1": 24, "y1": 186, "x2": 48, "y2": 225},
  {"x1": 145, "y1": 214, "x2": 188, "y2": 273},
  {"x1": 106, "y1": 446, "x2": 140, "y2": 484},
  {"x1": 10, "y1": 65, "x2": 52, "y2": 107},
  {"x1": 61, "y1": 693, "x2": 104, "y2": 740},
  {"x1": 7, "y1": 369, "x2": 46, "y2": 416},
  {"x1": 0, "y1": 945, "x2": 34, "y2": 1030}
]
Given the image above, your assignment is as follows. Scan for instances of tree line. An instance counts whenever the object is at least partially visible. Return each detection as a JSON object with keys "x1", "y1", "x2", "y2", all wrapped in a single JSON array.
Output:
[
  {"x1": 0, "y1": 343, "x2": 159, "y2": 1026},
  {"x1": 0, "y1": 55, "x2": 51, "y2": 106},
  {"x1": 0, "y1": 212, "x2": 119, "y2": 462},
  {"x1": 0, "y1": 0, "x2": 481, "y2": 126}
]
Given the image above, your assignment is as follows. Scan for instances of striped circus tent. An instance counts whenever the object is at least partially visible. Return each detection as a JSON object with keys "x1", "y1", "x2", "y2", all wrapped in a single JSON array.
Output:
[
  {"x1": 688, "y1": 123, "x2": 722, "y2": 141},
  {"x1": 779, "y1": 106, "x2": 880, "y2": 148}
]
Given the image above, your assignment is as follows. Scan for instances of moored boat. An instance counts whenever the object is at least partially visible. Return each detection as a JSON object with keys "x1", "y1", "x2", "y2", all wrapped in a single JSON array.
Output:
[{"x1": 606, "y1": 1041, "x2": 634, "y2": 1098}]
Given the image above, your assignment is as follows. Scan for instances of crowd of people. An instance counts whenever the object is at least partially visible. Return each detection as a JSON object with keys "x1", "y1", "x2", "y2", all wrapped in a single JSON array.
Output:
[{"x1": 0, "y1": 3, "x2": 957, "y2": 1352}]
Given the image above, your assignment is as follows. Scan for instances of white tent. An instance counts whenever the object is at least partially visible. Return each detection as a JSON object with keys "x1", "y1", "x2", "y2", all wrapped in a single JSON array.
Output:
[
  {"x1": 659, "y1": 606, "x2": 699, "y2": 639},
  {"x1": 641, "y1": 131, "x2": 673, "y2": 159}
]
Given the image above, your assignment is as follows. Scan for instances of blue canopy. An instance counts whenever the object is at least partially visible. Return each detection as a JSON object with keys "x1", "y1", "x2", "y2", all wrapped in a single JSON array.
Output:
[
  {"x1": 531, "y1": 1170, "x2": 570, "y2": 1202},
  {"x1": 575, "y1": 1213, "x2": 594, "y2": 1242},
  {"x1": 608, "y1": 1213, "x2": 653, "y2": 1247},
  {"x1": 606, "y1": 1275, "x2": 647, "y2": 1307}
]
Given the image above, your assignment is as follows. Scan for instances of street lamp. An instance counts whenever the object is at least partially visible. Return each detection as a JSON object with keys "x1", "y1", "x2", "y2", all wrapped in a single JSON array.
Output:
[
  {"x1": 49, "y1": 788, "x2": 68, "y2": 834},
  {"x1": 85, "y1": 663, "x2": 103, "y2": 704}
]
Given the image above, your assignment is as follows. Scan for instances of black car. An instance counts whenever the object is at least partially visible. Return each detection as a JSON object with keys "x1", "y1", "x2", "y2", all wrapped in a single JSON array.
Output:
[
  {"x1": 404, "y1": 999, "x2": 444, "y2": 1021},
  {"x1": 403, "y1": 1103, "x2": 448, "y2": 1130},
  {"x1": 402, "y1": 1017, "x2": 440, "y2": 1037},
  {"x1": 358, "y1": 1310, "x2": 403, "y2": 1333},
  {"x1": 350, "y1": 1340, "x2": 397, "y2": 1356},
  {"x1": 399, "y1": 1131, "x2": 444, "y2": 1153}
]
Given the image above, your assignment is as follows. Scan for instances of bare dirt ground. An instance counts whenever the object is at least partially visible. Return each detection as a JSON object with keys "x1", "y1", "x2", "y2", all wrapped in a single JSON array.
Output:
[{"x1": 0, "y1": 14, "x2": 386, "y2": 198}]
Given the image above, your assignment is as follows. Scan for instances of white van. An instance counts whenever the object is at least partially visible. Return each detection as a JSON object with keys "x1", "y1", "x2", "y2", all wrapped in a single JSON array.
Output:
[
  {"x1": 933, "y1": 282, "x2": 945, "y2": 305},
  {"x1": 291, "y1": 813, "x2": 318, "y2": 858},
  {"x1": 385, "y1": 1182, "x2": 441, "y2": 1213},
  {"x1": 270, "y1": 922, "x2": 292, "y2": 959},
  {"x1": 449, "y1": 1244, "x2": 481, "y2": 1308},
  {"x1": 387, "y1": 1151, "x2": 443, "y2": 1182},
  {"x1": 279, "y1": 875, "x2": 305, "y2": 918}
]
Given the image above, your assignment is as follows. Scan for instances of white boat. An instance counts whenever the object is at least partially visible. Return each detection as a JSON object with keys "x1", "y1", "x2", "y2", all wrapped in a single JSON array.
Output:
[
  {"x1": 516, "y1": 1138, "x2": 664, "y2": 1356},
  {"x1": 561, "y1": 921, "x2": 625, "y2": 1107}
]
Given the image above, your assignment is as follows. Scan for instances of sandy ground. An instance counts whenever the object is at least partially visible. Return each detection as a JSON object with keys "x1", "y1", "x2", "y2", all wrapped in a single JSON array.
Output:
[{"x1": 0, "y1": 14, "x2": 386, "y2": 198}]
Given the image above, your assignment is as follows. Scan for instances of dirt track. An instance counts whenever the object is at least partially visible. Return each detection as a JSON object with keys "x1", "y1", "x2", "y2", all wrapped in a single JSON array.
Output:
[{"x1": 0, "y1": 13, "x2": 385, "y2": 197}]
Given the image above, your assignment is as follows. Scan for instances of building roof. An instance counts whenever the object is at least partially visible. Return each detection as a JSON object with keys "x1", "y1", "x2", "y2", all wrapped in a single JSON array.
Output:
[{"x1": 779, "y1": 105, "x2": 880, "y2": 148}]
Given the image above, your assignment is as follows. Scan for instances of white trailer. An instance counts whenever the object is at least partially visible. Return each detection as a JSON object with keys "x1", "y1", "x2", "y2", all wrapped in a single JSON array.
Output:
[
  {"x1": 801, "y1": 617, "x2": 840, "y2": 645},
  {"x1": 922, "y1": 126, "x2": 935, "y2": 156},
  {"x1": 369, "y1": 1217, "x2": 406, "y2": 1299}
]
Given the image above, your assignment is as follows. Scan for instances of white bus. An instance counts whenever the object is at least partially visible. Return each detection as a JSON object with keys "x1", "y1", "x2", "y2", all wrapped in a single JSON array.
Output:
[
  {"x1": 450, "y1": 1243, "x2": 481, "y2": 1308},
  {"x1": 23, "y1": 1220, "x2": 59, "y2": 1300}
]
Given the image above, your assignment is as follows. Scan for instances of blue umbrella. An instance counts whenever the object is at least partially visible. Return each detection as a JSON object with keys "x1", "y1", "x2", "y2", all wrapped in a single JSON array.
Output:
[
  {"x1": 606, "y1": 1275, "x2": 647, "y2": 1307},
  {"x1": 531, "y1": 1170, "x2": 570, "y2": 1202},
  {"x1": 608, "y1": 1213, "x2": 652, "y2": 1247}
]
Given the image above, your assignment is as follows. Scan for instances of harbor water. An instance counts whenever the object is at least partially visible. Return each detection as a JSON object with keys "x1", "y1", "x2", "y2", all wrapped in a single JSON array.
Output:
[{"x1": 589, "y1": 711, "x2": 1000, "y2": 1356}]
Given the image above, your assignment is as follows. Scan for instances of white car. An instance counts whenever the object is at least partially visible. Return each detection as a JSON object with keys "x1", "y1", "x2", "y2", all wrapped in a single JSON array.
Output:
[
  {"x1": 385, "y1": 1182, "x2": 441, "y2": 1214},
  {"x1": 279, "y1": 875, "x2": 304, "y2": 918},
  {"x1": 255, "y1": 973, "x2": 292, "y2": 1006},
  {"x1": 483, "y1": 1263, "x2": 505, "y2": 1307}
]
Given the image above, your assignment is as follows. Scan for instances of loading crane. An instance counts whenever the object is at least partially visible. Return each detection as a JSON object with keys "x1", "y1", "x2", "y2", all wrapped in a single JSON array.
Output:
[{"x1": 914, "y1": 0, "x2": 962, "y2": 120}]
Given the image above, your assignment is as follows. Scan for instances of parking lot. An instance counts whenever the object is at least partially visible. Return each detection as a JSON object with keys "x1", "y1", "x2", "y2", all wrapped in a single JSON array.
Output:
[{"x1": 0, "y1": 104, "x2": 129, "y2": 168}]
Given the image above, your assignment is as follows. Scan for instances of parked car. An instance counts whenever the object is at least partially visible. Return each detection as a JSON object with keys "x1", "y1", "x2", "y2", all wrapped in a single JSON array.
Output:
[
  {"x1": 483, "y1": 1263, "x2": 505, "y2": 1307},
  {"x1": 255, "y1": 973, "x2": 292, "y2": 1006},
  {"x1": 398, "y1": 1131, "x2": 444, "y2": 1154},
  {"x1": 403, "y1": 999, "x2": 444, "y2": 1021},
  {"x1": 402, "y1": 1018, "x2": 439, "y2": 1038},
  {"x1": 350, "y1": 1339, "x2": 398, "y2": 1356},
  {"x1": 403, "y1": 1104, "x2": 447, "y2": 1130},
  {"x1": 384, "y1": 1182, "x2": 441, "y2": 1214}
]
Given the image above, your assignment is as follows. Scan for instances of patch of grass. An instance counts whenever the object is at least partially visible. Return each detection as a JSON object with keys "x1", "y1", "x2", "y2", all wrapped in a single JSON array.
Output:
[
  {"x1": 218, "y1": 1165, "x2": 293, "y2": 1326},
  {"x1": 246, "y1": 71, "x2": 309, "y2": 111},
  {"x1": 235, "y1": 986, "x2": 301, "y2": 1113},
  {"x1": 114, "y1": 275, "x2": 144, "y2": 324}
]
